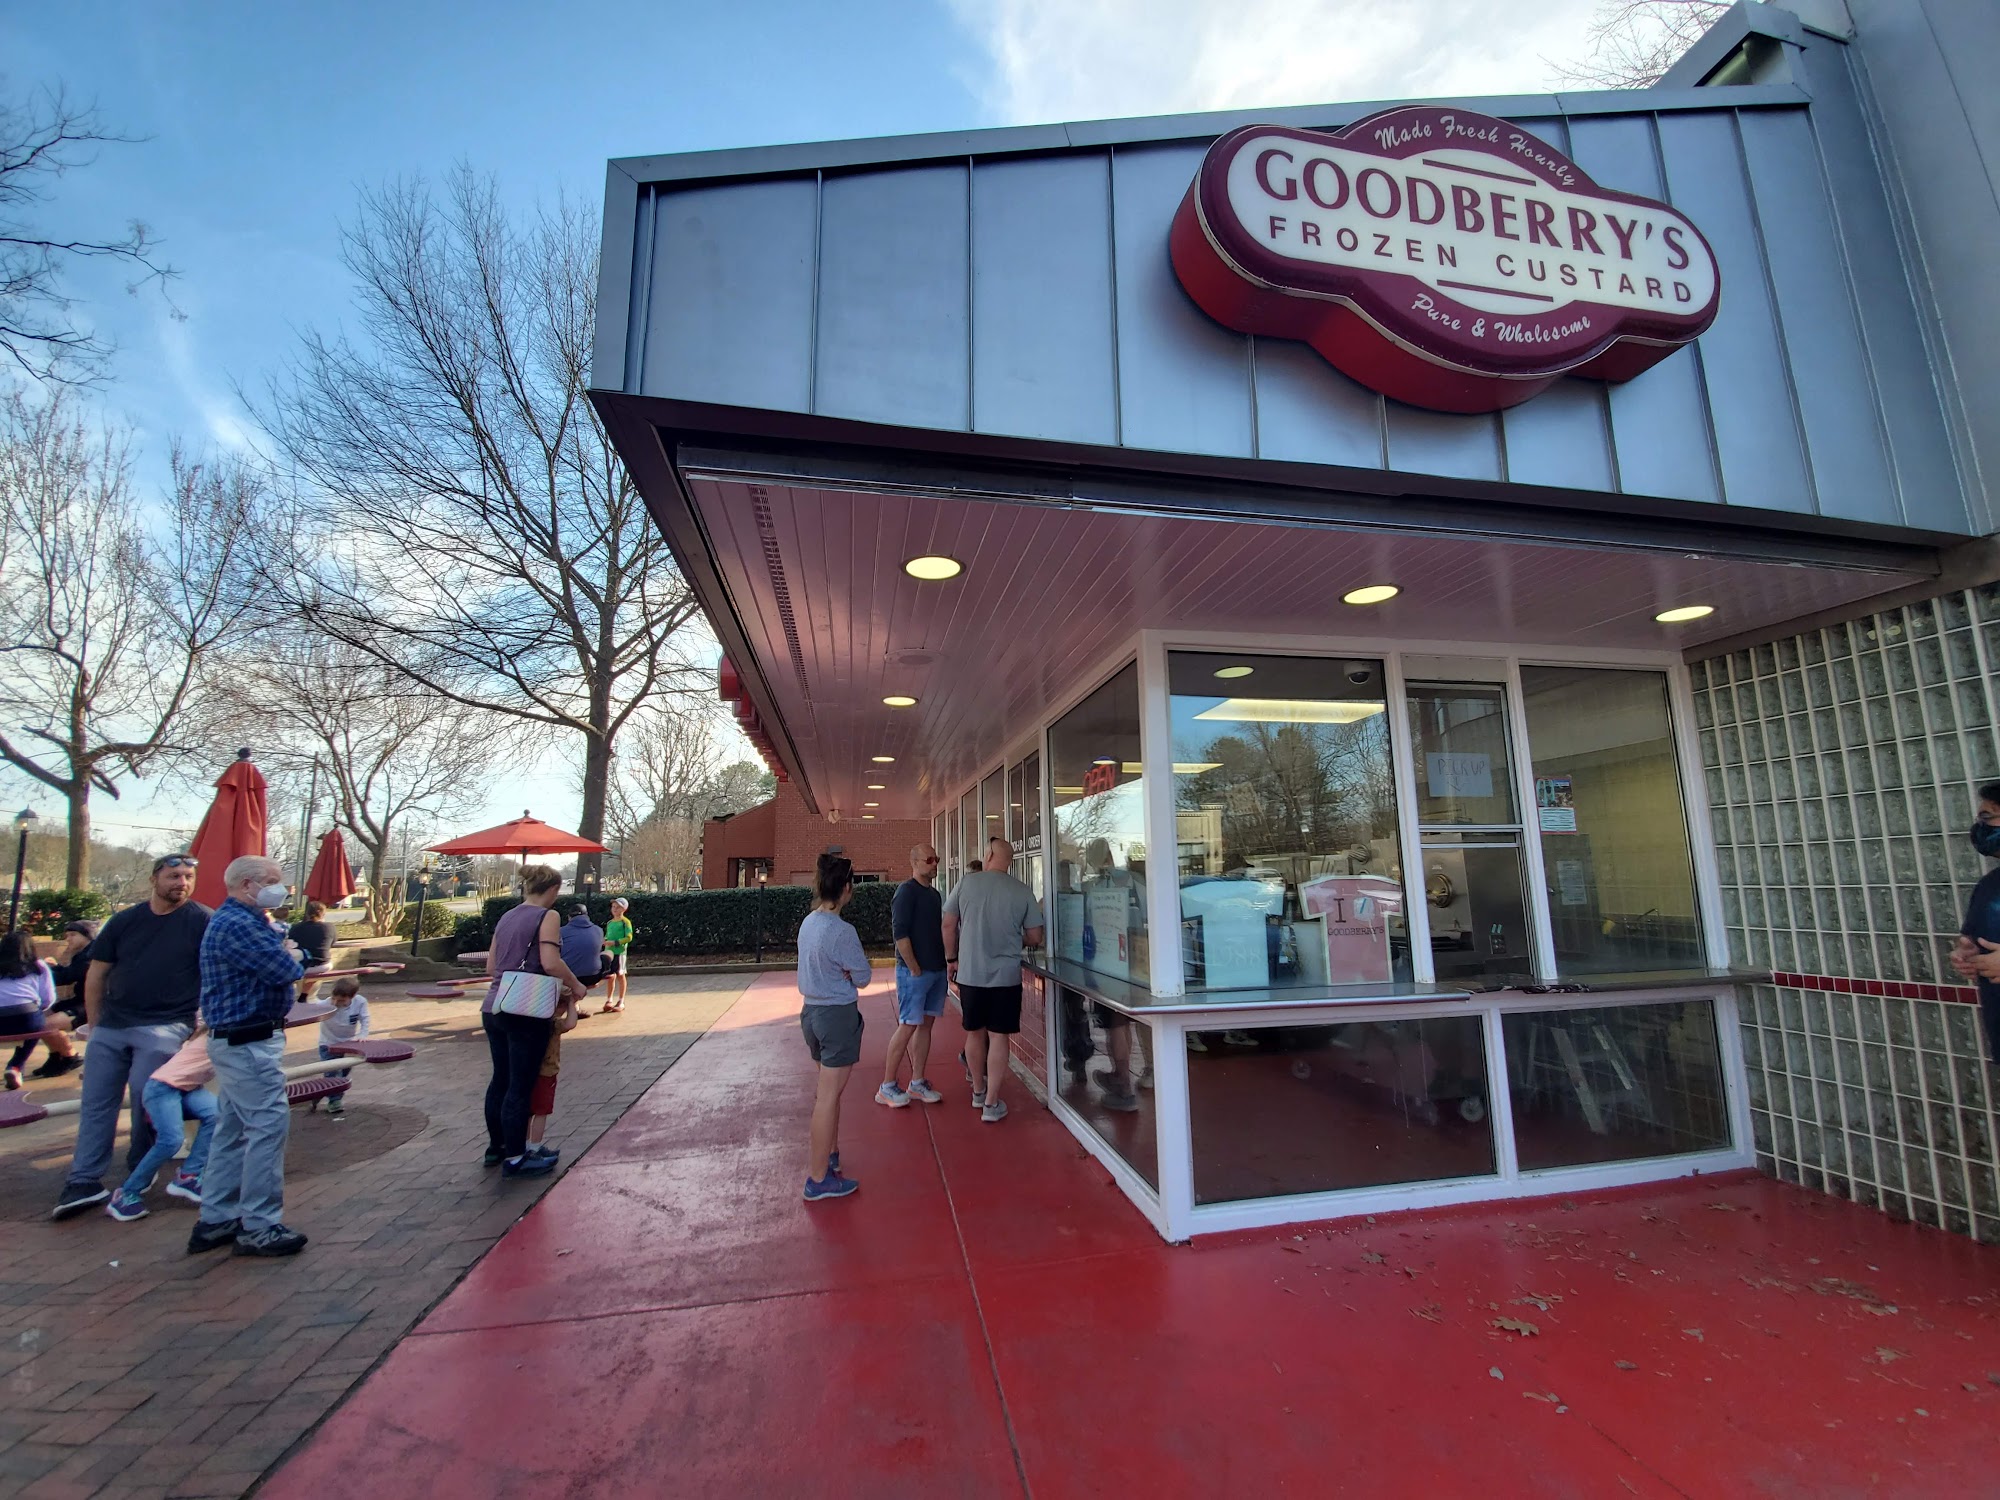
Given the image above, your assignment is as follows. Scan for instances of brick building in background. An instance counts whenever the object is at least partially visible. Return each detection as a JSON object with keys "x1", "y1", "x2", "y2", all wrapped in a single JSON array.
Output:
[{"x1": 701, "y1": 783, "x2": 930, "y2": 889}]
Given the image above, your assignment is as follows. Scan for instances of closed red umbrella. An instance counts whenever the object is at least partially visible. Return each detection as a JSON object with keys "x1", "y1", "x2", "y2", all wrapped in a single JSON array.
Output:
[
  {"x1": 427, "y1": 811, "x2": 606, "y2": 858},
  {"x1": 189, "y1": 749, "x2": 269, "y2": 908},
  {"x1": 303, "y1": 828, "x2": 357, "y2": 906}
]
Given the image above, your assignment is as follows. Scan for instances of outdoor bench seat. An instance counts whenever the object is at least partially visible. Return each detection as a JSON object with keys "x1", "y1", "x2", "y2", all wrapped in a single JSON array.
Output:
[
  {"x1": 0, "y1": 1093, "x2": 50, "y2": 1128},
  {"x1": 285, "y1": 1076, "x2": 351, "y2": 1110},
  {"x1": 324, "y1": 1039, "x2": 415, "y2": 1064}
]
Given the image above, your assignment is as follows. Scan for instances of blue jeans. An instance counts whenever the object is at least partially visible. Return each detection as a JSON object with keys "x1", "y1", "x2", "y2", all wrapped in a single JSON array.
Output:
[
  {"x1": 64, "y1": 1020, "x2": 193, "y2": 1188},
  {"x1": 118, "y1": 1078, "x2": 217, "y2": 1197},
  {"x1": 199, "y1": 1033, "x2": 289, "y2": 1233},
  {"x1": 317, "y1": 1044, "x2": 351, "y2": 1079}
]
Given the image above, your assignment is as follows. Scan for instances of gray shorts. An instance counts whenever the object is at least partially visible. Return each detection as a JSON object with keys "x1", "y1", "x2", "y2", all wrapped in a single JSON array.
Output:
[{"x1": 799, "y1": 1002, "x2": 863, "y2": 1068}]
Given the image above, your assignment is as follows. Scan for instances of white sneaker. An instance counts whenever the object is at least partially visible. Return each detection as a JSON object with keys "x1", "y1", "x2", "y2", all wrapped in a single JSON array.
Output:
[
  {"x1": 905, "y1": 1079, "x2": 943, "y2": 1103},
  {"x1": 875, "y1": 1082, "x2": 911, "y2": 1108},
  {"x1": 980, "y1": 1099, "x2": 1009, "y2": 1124}
]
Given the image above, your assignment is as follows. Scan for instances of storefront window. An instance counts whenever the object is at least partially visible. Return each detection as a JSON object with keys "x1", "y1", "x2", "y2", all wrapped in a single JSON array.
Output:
[
  {"x1": 980, "y1": 766, "x2": 1005, "y2": 861},
  {"x1": 1172, "y1": 652, "x2": 1405, "y2": 991},
  {"x1": 941, "y1": 808, "x2": 959, "y2": 892},
  {"x1": 1187, "y1": 1016, "x2": 1495, "y2": 1203},
  {"x1": 1407, "y1": 682, "x2": 1536, "y2": 988},
  {"x1": 1050, "y1": 664, "x2": 1148, "y2": 985},
  {"x1": 1053, "y1": 988, "x2": 1158, "y2": 1189},
  {"x1": 1519, "y1": 666, "x2": 1704, "y2": 974},
  {"x1": 960, "y1": 787, "x2": 979, "y2": 876},
  {"x1": 1503, "y1": 999, "x2": 1729, "y2": 1169}
]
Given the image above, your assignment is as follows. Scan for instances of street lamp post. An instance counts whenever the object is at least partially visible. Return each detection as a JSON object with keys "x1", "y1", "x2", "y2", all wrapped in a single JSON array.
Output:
[
  {"x1": 7, "y1": 808, "x2": 38, "y2": 932},
  {"x1": 409, "y1": 856, "x2": 436, "y2": 957},
  {"x1": 754, "y1": 868, "x2": 768, "y2": 964}
]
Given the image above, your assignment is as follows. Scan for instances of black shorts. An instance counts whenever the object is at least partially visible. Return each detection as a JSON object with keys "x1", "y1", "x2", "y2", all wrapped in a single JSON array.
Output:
[
  {"x1": 1090, "y1": 1000, "x2": 1129, "y2": 1030},
  {"x1": 958, "y1": 982, "x2": 1023, "y2": 1036},
  {"x1": 608, "y1": 952, "x2": 628, "y2": 977}
]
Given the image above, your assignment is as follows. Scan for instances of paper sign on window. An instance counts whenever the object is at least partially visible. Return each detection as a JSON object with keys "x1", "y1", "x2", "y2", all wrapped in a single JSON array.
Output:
[
  {"x1": 1425, "y1": 752, "x2": 1492, "y2": 799},
  {"x1": 1536, "y1": 774, "x2": 1577, "y2": 833}
]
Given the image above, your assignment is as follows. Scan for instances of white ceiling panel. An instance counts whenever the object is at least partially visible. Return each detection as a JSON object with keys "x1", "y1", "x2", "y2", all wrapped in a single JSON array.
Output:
[{"x1": 690, "y1": 478, "x2": 1916, "y2": 820}]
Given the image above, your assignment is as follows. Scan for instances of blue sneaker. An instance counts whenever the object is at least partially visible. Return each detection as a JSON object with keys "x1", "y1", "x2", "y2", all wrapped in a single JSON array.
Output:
[
  {"x1": 875, "y1": 1082, "x2": 910, "y2": 1108},
  {"x1": 501, "y1": 1152, "x2": 557, "y2": 1178},
  {"x1": 105, "y1": 1190, "x2": 148, "y2": 1222},
  {"x1": 802, "y1": 1173, "x2": 860, "y2": 1201},
  {"x1": 906, "y1": 1078, "x2": 943, "y2": 1103}
]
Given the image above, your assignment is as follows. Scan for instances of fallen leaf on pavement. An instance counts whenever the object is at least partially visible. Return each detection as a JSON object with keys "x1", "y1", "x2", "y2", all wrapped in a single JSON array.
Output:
[
  {"x1": 1493, "y1": 1317, "x2": 1540, "y2": 1337},
  {"x1": 1876, "y1": 1347, "x2": 1906, "y2": 1364},
  {"x1": 1615, "y1": 1360, "x2": 1639, "y2": 1371}
]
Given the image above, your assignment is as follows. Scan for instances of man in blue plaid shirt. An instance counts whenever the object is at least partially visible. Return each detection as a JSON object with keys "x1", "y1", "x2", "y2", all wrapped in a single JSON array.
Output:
[{"x1": 188, "y1": 855, "x2": 308, "y2": 1258}]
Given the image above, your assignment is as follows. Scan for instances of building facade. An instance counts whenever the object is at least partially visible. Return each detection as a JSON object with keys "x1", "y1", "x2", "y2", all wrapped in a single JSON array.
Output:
[
  {"x1": 596, "y1": 0, "x2": 2000, "y2": 1241},
  {"x1": 701, "y1": 784, "x2": 930, "y2": 890}
]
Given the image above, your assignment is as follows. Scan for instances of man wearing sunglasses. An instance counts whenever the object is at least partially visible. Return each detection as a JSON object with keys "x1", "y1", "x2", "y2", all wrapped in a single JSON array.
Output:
[
  {"x1": 52, "y1": 855, "x2": 212, "y2": 1220},
  {"x1": 878, "y1": 844, "x2": 947, "y2": 1107}
]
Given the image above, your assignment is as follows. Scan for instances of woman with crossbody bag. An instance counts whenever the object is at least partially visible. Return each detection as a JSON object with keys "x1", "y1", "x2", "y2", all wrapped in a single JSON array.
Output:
[{"x1": 482, "y1": 864, "x2": 584, "y2": 1176}]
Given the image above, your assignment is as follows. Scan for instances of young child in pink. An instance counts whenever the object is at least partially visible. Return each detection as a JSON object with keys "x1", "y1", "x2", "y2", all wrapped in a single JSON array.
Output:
[{"x1": 106, "y1": 1029, "x2": 217, "y2": 1221}]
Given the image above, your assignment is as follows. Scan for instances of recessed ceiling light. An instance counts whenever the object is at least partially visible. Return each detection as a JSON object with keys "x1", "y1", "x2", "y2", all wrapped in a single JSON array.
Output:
[
  {"x1": 871, "y1": 755, "x2": 895, "y2": 763},
  {"x1": 1655, "y1": 604, "x2": 1715, "y2": 623},
  {"x1": 1342, "y1": 584, "x2": 1400, "y2": 606},
  {"x1": 862, "y1": 814, "x2": 875, "y2": 820},
  {"x1": 1092, "y1": 757, "x2": 1117, "y2": 766},
  {"x1": 903, "y1": 555, "x2": 962, "y2": 581},
  {"x1": 866, "y1": 783, "x2": 886, "y2": 791},
  {"x1": 1214, "y1": 665, "x2": 1255, "y2": 680},
  {"x1": 864, "y1": 802, "x2": 880, "y2": 808},
  {"x1": 882, "y1": 694, "x2": 918, "y2": 708},
  {"x1": 1195, "y1": 698, "x2": 1386, "y2": 724}
]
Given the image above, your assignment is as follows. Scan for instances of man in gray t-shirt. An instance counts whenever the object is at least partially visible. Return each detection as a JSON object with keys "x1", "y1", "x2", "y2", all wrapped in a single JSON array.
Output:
[{"x1": 944, "y1": 836, "x2": 1045, "y2": 1124}]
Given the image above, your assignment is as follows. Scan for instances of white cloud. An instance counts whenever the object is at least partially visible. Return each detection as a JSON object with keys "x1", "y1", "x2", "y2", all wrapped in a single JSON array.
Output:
[
  {"x1": 157, "y1": 312, "x2": 259, "y2": 455},
  {"x1": 949, "y1": 0, "x2": 1605, "y2": 127}
]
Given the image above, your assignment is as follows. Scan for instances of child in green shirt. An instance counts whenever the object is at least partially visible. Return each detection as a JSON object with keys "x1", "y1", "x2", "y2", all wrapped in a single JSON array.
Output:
[{"x1": 603, "y1": 897, "x2": 633, "y2": 1012}]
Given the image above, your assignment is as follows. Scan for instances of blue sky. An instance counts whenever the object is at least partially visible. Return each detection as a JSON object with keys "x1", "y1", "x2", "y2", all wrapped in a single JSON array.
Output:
[{"x1": 2, "y1": 0, "x2": 1606, "y2": 851}]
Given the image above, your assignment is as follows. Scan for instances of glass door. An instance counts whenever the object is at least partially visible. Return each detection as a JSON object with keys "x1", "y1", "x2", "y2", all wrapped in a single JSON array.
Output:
[{"x1": 1405, "y1": 682, "x2": 1538, "y2": 989}]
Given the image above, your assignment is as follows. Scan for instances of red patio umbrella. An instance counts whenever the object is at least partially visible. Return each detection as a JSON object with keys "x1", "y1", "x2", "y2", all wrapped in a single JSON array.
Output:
[
  {"x1": 427, "y1": 811, "x2": 606, "y2": 858},
  {"x1": 303, "y1": 828, "x2": 357, "y2": 906},
  {"x1": 189, "y1": 749, "x2": 269, "y2": 908}
]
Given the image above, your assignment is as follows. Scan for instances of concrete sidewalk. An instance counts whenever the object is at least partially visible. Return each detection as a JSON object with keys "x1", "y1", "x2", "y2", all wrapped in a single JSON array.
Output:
[
  {"x1": 0, "y1": 976, "x2": 746, "y2": 1500},
  {"x1": 265, "y1": 970, "x2": 2000, "y2": 1498}
]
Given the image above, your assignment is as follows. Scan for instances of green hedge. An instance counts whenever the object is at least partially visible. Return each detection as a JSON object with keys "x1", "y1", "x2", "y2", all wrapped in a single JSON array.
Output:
[
  {"x1": 450, "y1": 913, "x2": 486, "y2": 955},
  {"x1": 20, "y1": 887, "x2": 113, "y2": 937},
  {"x1": 395, "y1": 900, "x2": 457, "y2": 940},
  {"x1": 477, "y1": 882, "x2": 897, "y2": 957}
]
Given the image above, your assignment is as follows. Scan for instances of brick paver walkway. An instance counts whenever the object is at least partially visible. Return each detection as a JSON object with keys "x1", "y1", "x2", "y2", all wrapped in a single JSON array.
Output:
[{"x1": 0, "y1": 974, "x2": 747, "y2": 1500}]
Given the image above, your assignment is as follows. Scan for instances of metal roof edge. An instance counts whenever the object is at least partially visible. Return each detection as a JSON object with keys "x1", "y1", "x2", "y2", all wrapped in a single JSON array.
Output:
[
  {"x1": 603, "y1": 83, "x2": 1811, "y2": 187},
  {"x1": 1659, "y1": 1, "x2": 1816, "y2": 90}
]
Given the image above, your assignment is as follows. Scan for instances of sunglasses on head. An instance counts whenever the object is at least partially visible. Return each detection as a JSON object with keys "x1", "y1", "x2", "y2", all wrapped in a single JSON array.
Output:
[{"x1": 155, "y1": 855, "x2": 199, "y2": 870}]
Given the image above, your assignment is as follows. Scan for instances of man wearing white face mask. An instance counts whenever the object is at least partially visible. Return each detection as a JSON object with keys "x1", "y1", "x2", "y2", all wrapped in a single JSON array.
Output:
[{"x1": 189, "y1": 855, "x2": 309, "y2": 1257}]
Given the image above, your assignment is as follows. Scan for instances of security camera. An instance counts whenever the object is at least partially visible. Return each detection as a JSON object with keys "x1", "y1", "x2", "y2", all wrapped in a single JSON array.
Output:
[{"x1": 1347, "y1": 666, "x2": 1373, "y2": 685}]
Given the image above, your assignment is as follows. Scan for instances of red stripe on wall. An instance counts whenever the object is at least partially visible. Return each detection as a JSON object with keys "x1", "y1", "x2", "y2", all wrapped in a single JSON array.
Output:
[{"x1": 1766, "y1": 972, "x2": 1983, "y2": 1005}]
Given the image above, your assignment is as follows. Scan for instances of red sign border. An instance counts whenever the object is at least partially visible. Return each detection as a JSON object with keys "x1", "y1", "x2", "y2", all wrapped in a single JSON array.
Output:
[{"x1": 1169, "y1": 106, "x2": 1722, "y2": 414}]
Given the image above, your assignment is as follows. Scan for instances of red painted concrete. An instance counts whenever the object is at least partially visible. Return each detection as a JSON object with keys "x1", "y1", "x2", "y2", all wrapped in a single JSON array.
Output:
[{"x1": 267, "y1": 974, "x2": 2000, "y2": 1499}]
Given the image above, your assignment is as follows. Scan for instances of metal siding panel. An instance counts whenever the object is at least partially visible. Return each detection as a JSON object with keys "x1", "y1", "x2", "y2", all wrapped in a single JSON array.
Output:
[
  {"x1": 1657, "y1": 110, "x2": 1814, "y2": 515},
  {"x1": 969, "y1": 154, "x2": 1118, "y2": 446},
  {"x1": 1384, "y1": 402, "x2": 1503, "y2": 483},
  {"x1": 1737, "y1": 108, "x2": 1900, "y2": 526},
  {"x1": 1794, "y1": 37, "x2": 1969, "y2": 533},
  {"x1": 1250, "y1": 337, "x2": 1386, "y2": 471},
  {"x1": 593, "y1": 165, "x2": 639, "y2": 393},
  {"x1": 815, "y1": 165, "x2": 971, "y2": 431},
  {"x1": 1501, "y1": 379, "x2": 1617, "y2": 493},
  {"x1": 1564, "y1": 114, "x2": 1720, "y2": 505},
  {"x1": 642, "y1": 178, "x2": 816, "y2": 411},
  {"x1": 1111, "y1": 143, "x2": 1254, "y2": 458},
  {"x1": 1492, "y1": 117, "x2": 1615, "y2": 495}
]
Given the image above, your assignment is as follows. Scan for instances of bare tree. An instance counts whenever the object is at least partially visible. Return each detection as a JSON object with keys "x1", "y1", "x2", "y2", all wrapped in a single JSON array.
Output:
[
  {"x1": 1, "y1": 84, "x2": 174, "y2": 384},
  {"x1": 258, "y1": 169, "x2": 703, "y2": 882},
  {"x1": 215, "y1": 635, "x2": 494, "y2": 934},
  {"x1": 605, "y1": 703, "x2": 773, "y2": 889},
  {"x1": 0, "y1": 387, "x2": 259, "y2": 885},
  {"x1": 1547, "y1": 0, "x2": 1730, "y2": 89}
]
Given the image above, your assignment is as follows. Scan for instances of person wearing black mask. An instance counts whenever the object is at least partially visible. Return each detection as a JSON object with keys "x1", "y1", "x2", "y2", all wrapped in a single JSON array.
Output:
[{"x1": 1948, "y1": 781, "x2": 2000, "y2": 1065}]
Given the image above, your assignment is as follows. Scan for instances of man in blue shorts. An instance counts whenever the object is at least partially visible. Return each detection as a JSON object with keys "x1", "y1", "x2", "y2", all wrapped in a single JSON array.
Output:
[{"x1": 879, "y1": 843, "x2": 947, "y2": 1107}]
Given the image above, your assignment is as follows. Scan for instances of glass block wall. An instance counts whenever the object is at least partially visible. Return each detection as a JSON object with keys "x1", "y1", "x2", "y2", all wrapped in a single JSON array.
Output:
[{"x1": 1689, "y1": 584, "x2": 2000, "y2": 1242}]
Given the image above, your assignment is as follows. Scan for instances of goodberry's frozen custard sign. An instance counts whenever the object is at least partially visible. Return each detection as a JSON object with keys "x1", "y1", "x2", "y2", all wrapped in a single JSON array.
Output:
[{"x1": 1170, "y1": 106, "x2": 1721, "y2": 413}]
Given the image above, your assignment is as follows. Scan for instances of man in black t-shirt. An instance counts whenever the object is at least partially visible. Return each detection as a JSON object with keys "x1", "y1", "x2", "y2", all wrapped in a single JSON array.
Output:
[
  {"x1": 290, "y1": 901, "x2": 335, "y2": 998},
  {"x1": 878, "y1": 844, "x2": 948, "y2": 1107},
  {"x1": 52, "y1": 855, "x2": 213, "y2": 1220}
]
